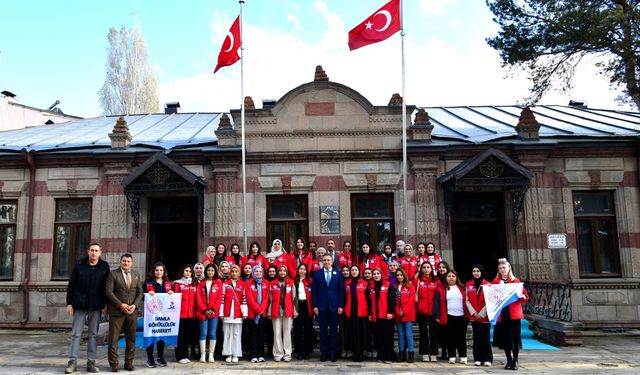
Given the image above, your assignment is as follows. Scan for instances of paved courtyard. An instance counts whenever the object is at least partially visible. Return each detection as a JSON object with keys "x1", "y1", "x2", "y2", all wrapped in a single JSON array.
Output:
[{"x1": 0, "y1": 329, "x2": 638, "y2": 374}]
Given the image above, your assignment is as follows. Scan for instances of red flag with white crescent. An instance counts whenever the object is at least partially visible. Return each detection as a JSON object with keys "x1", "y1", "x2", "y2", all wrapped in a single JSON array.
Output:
[
  {"x1": 214, "y1": 16, "x2": 241, "y2": 74},
  {"x1": 348, "y1": 0, "x2": 401, "y2": 51}
]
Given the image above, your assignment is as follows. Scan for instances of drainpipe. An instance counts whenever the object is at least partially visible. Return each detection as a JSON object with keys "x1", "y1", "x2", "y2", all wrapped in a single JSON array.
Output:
[{"x1": 20, "y1": 149, "x2": 35, "y2": 326}]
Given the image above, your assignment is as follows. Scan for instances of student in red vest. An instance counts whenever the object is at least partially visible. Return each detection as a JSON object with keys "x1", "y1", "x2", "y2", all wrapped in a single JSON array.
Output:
[
  {"x1": 310, "y1": 247, "x2": 327, "y2": 273},
  {"x1": 399, "y1": 243, "x2": 419, "y2": 279},
  {"x1": 414, "y1": 261, "x2": 439, "y2": 362},
  {"x1": 268, "y1": 265, "x2": 296, "y2": 362},
  {"x1": 419, "y1": 242, "x2": 442, "y2": 277},
  {"x1": 144, "y1": 262, "x2": 173, "y2": 368},
  {"x1": 492, "y1": 258, "x2": 528, "y2": 371},
  {"x1": 265, "y1": 239, "x2": 290, "y2": 271},
  {"x1": 369, "y1": 268, "x2": 396, "y2": 364},
  {"x1": 213, "y1": 243, "x2": 227, "y2": 267},
  {"x1": 200, "y1": 246, "x2": 216, "y2": 267},
  {"x1": 362, "y1": 268, "x2": 375, "y2": 358},
  {"x1": 338, "y1": 240, "x2": 355, "y2": 268},
  {"x1": 172, "y1": 264, "x2": 198, "y2": 364},
  {"x1": 394, "y1": 267, "x2": 416, "y2": 362},
  {"x1": 220, "y1": 265, "x2": 248, "y2": 363},
  {"x1": 226, "y1": 243, "x2": 246, "y2": 268},
  {"x1": 246, "y1": 241, "x2": 268, "y2": 270},
  {"x1": 291, "y1": 238, "x2": 313, "y2": 278},
  {"x1": 344, "y1": 265, "x2": 369, "y2": 361},
  {"x1": 240, "y1": 263, "x2": 253, "y2": 357},
  {"x1": 195, "y1": 263, "x2": 222, "y2": 363},
  {"x1": 338, "y1": 265, "x2": 351, "y2": 359},
  {"x1": 435, "y1": 260, "x2": 451, "y2": 360},
  {"x1": 466, "y1": 264, "x2": 492, "y2": 367},
  {"x1": 434, "y1": 269, "x2": 468, "y2": 365},
  {"x1": 245, "y1": 265, "x2": 269, "y2": 363},
  {"x1": 292, "y1": 263, "x2": 313, "y2": 360},
  {"x1": 358, "y1": 242, "x2": 383, "y2": 275}
]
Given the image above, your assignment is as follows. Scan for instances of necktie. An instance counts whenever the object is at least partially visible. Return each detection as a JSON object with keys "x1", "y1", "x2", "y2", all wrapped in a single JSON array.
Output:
[
  {"x1": 125, "y1": 271, "x2": 131, "y2": 289},
  {"x1": 325, "y1": 270, "x2": 330, "y2": 286}
]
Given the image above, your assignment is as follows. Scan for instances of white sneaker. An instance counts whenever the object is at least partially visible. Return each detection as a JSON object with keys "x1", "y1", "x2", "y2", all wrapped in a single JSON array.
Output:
[
  {"x1": 449, "y1": 358, "x2": 456, "y2": 364},
  {"x1": 178, "y1": 358, "x2": 189, "y2": 364},
  {"x1": 474, "y1": 361, "x2": 481, "y2": 366},
  {"x1": 251, "y1": 358, "x2": 258, "y2": 363},
  {"x1": 226, "y1": 356, "x2": 233, "y2": 363},
  {"x1": 422, "y1": 354, "x2": 429, "y2": 362},
  {"x1": 460, "y1": 357, "x2": 468, "y2": 365},
  {"x1": 430, "y1": 356, "x2": 438, "y2": 362},
  {"x1": 484, "y1": 362, "x2": 492, "y2": 367},
  {"x1": 231, "y1": 357, "x2": 239, "y2": 363},
  {"x1": 283, "y1": 357, "x2": 291, "y2": 362},
  {"x1": 258, "y1": 357, "x2": 265, "y2": 362}
]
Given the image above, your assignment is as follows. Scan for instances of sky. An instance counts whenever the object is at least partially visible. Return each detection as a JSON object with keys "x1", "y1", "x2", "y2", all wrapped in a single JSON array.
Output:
[{"x1": 0, "y1": 0, "x2": 634, "y2": 119}]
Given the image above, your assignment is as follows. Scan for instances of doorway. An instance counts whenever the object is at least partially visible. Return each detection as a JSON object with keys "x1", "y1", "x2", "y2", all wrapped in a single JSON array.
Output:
[
  {"x1": 451, "y1": 192, "x2": 506, "y2": 283},
  {"x1": 148, "y1": 197, "x2": 198, "y2": 280}
]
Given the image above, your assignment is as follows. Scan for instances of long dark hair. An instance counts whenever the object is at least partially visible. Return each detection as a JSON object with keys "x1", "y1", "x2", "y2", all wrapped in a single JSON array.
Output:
[
  {"x1": 229, "y1": 243, "x2": 241, "y2": 265},
  {"x1": 176, "y1": 263, "x2": 198, "y2": 286},
  {"x1": 148, "y1": 262, "x2": 169, "y2": 281},
  {"x1": 445, "y1": 269, "x2": 464, "y2": 290},
  {"x1": 294, "y1": 263, "x2": 309, "y2": 286},
  {"x1": 214, "y1": 243, "x2": 226, "y2": 260},
  {"x1": 248, "y1": 241, "x2": 262, "y2": 257},
  {"x1": 203, "y1": 263, "x2": 217, "y2": 280}
]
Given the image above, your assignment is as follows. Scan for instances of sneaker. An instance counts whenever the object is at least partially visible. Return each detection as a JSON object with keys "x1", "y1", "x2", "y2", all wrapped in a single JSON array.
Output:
[
  {"x1": 226, "y1": 356, "x2": 233, "y2": 363},
  {"x1": 384, "y1": 360, "x2": 392, "y2": 364},
  {"x1": 449, "y1": 358, "x2": 456, "y2": 364},
  {"x1": 86, "y1": 360, "x2": 99, "y2": 373},
  {"x1": 474, "y1": 361, "x2": 482, "y2": 366},
  {"x1": 231, "y1": 356, "x2": 239, "y2": 363},
  {"x1": 157, "y1": 358, "x2": 167, "y2": 367},
  {"x1": 251, "y1": 357, "x2": 258, "y2": 363},
  {"x1": 283, "y1": 357, "x2": 291, "y2": 362},
  {"x1": 484, "y1": 361, "x2": 492, "y2": 367},
  {"x1": 179, "y1": 358, "x2": 189, "y2": 364},
  {"x1": 146, "y1": 359, "x2": 157, "y2": 368},
  {"x1": 65, "y1": 360, "x2": 77, "y2": 374},
  {"x1": 258, "y1": 357, "x2": 265, "y2": 362},
  {"x1": 430, "y1": 356, "x2": 438, "y2": 362},
  {"x1": 460, "y1": 357, "x2": 468, "y2": 365}
]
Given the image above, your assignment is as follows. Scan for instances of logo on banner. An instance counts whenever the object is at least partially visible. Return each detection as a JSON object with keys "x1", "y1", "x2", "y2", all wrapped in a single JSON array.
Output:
[{"x1": 143, "y1": 293, "x2": 182, "y2": 348}]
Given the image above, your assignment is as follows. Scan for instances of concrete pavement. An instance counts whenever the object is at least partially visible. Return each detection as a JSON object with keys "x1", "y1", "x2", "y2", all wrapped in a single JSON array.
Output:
[{"x1": 0, "y1": 329, "x2": 638, "y2": 374}]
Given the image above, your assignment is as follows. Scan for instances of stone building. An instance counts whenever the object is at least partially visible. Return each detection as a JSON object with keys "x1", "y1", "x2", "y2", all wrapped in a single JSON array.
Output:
[{"x1": 0, "y1": 67, "x2": 639, "y2": 340}]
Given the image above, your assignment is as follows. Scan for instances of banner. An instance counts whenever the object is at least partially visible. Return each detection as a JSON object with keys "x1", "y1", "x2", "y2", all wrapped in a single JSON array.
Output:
[
  {"x1": 483, "y1": 283, "x2": 523, "y2": 324},
  {"x1": 143, "y1": 293, "x2": 181, "y2": 347}
]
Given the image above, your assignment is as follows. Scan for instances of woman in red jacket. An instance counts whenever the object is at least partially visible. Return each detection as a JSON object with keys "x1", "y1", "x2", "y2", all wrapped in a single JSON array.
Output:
[
  {"x1": 414, "y1": 261, "x2": 439, "y2": 362},
  {"x1": 220, "y1": 265, "x2": 248, "y2": 363},
  {"x1": 466, "y1": 264, "x2": 492, "y2": 367},
  {"x1": 338, "y1": 240, "x2": 355, "y2": 268},
  {"x1": 493, "y1": 258, "x2": 528, "y2": 370},
  {"x1": 226, "y1": 243, "x2": 246, "y2": 268},
  {"x1": 172, "y1": 264, "x2": 198, "y2": 364},
  {"x1": 369, "y1": 268, "x2": 396, "y2": 364},
  {"x1": 358, "y1": 242, "x2": 382, "y2": 274},
  {"x1": 144, "y1": 262, "x2": 173, "y2": 368},
  {"x1": 246, "y1": 241, "x2": 267, "y2": 270},
  {"x1": 245, "y1": 265, "x2": 269, "y2": 363},
  {"x1": 344, "y1": 265, "x2": 369, "y2": 362},
  {"x1": 419, "y1": 242, "x2": 442, "y2": 277},
  {"x1": 291, "y1": 238, "x2": 313, "y2": 278},
  {"x1": 292, "y1": 263, "x2": 313, "y2": 360},
  {"x1": 394, "y1": 267, "x2": 416, "y2": 362},
  {"x1": 195, "y1": 263, "x2": 223, "y2": 363},
  {"x1": 434, "y1": 269, "x2": 468, "y2": 365},
  {"x1": 268, "y1": 265, "x2": 296, "y2": 362}
]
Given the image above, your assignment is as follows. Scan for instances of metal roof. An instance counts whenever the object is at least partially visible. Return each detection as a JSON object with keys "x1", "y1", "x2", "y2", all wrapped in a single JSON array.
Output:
[{"x1": 0, "y1": 105, "x2": 638, "y2": 154}]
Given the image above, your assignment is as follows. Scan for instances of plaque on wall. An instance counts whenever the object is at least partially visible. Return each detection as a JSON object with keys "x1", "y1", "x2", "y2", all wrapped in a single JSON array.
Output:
[
  {"x1": 547, "y1": 233, "x2": 567, "y2": 249},
  {"x1": 320, "y1": 205, "x2": 340, "y2": 234}
]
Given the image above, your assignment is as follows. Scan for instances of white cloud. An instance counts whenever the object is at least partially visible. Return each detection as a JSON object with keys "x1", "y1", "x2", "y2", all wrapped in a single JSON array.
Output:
[
  {"x1": 420, "y1": 0, "x2": 458, "y2": 16},
  {"x1": 287, "y1": 14, "x2": 300, "y2": 28},
  {"x1": 448, "y1": 19, "x2": 460, "y2": 30}
]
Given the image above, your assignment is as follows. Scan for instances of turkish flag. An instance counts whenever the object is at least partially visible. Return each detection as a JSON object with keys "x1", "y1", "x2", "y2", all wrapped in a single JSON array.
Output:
[
  {"x1": 214, "y1": 16, "x2": 241, "y2": 74},
  {"x1": 348, "y1": 0, "x2": 401, "y2": 51}
]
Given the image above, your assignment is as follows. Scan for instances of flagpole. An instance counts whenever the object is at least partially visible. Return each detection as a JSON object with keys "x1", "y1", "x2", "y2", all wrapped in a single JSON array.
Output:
[
  {"x1": 239, "y1": 0, "x2": 248, "y2": 255},
  {"x1": 400, "y1": 0, "x2": 408, "y2": 241}
]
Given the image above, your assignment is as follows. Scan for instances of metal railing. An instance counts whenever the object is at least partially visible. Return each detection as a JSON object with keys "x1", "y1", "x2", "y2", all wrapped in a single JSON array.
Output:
[{"x1": 523, "y1": 281, "x2": 572, "y2": 322}]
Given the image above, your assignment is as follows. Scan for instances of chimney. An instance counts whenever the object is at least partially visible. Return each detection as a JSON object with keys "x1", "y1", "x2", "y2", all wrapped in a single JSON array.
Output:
[
  {"x1": 515, "y1": 107, "x2": 541, "y2": 141},
  {"x1": 164, "y1": 102, "x2": 180, "y2": 114},
  {"x1": 314, "y1": 65, "x2": 329, "y2": 81},
  {"x1": 109, "y1": 117, "x2": 132, "y2": 149},
  {"x1": 409, "y1": 108, "x2": 435, "y2": 141}
]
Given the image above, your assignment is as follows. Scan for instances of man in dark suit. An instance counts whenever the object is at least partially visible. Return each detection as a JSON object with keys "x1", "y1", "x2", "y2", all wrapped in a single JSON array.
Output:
[
  {"x1": 105, "y1": 253, "x2": 143, "y2": 372},
  {"x1": 325, "y1": 239, "x2": 340, "y2": 269},
  {"x1": 312, "y1": 254, "x2": 344, "y2": 362}
]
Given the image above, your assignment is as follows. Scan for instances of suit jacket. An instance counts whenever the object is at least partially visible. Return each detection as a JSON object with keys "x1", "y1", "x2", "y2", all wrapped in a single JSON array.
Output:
[
  {"x1": 105, "y1": 267, "x2": 143, "y2": 316},
  {"x1": 311, "y1": 267, "x2": 344, "y2": 313}
]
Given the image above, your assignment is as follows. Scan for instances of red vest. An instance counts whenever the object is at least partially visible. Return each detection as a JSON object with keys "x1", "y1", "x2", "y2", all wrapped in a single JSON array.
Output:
[
  {"x1": 296, "y1": 278, "x2": 314, "y2": 315},
  {"x1": 269, "y1": 278, "x2": 295, "y2": 318},
  {"x1": 413, "y1": 276, "x2": 438, "y2": 316},
  {"x1": 358, "y1": 254, "x2": 382, "y2": 274},
  {"x1": 397, "y1": 256, "x2": 419, "y2": 279},
  {"x1": 465, "y1": 279, "x2": 490, "y2": 323},
  {"x1": 491, "y1": 277, "x2": 528, "y2": 321},
  {"x1": 145, "y1": 280, "x2": 172, "y2": 293},
  {"x1": 434, "y1": 284, "x2": 466, "y2": 325},
  {"x1": 344, "y1": 279, "x2": 369, "y2": 318},
  {"x1": 311, "y1": 260, "x2": 323, "y2": 272},
  {"x1": 221, "y1": 279, "x2": 247, "y2": 318},
  {"x1": 338, "y1": 252, "x2": 352, "y2": 268},
  {"x1": 369, "y1": 280, "x2": 391, "y2": 322},
  {"x1": 419, "y1": 253, "x2": 442, "y2": 276},
  {"x1": 195, "y1": 279, "x2": 223, "y2": 321},
  {"x1": 225, "y1": 255, "x2": 247, "y2": 267},
  {"x1": 245, "y1": 254, "x2": 268, "y2": 270},
  {"x1": 395, "y1": 282, "x2": 416, "y2": 322},
  {"x1": 245, "y1": 279, "x2": 270, "y2": 319},
  {"x1": 172, "y1": 281, "x2": 197, "y2": 319}
]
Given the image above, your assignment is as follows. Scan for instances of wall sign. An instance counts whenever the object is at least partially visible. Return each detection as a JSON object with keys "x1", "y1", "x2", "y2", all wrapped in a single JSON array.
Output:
[
  {"x1": 547, "y1": 233, "x2": 567, "y2": 249},
  {"x1": 320, "y1": 205, "x2": 340, "y2": 234}
]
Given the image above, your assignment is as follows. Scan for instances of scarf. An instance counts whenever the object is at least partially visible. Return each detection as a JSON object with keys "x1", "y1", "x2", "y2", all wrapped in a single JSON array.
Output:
[
  {"x1": 350, "y1": 275, "x2": 359, "y2": 301},
  {"x1": 472, "y1": 263, "x2": 485, "y2": 291},
  {"x1": 176, "y1": 277, "x2": 192, "y2": 285},
  {"x1": 251, "y1": 265, "x2": 264, "y2": 306}
]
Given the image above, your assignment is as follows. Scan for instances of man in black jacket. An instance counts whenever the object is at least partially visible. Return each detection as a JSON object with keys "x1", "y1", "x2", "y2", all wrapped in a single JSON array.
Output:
[{"x1": 65, "y1": 242, "x2": 111, "y2": 374}]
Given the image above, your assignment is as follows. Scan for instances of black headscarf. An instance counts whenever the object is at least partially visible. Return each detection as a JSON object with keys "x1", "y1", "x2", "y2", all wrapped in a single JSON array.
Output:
[{"x1": 472, "y1": 264, "x2": 485, "y2": 290}]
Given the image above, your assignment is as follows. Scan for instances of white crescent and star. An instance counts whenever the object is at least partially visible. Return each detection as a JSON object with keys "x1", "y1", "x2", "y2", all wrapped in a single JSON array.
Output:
[
  {"x1": 365, "y1": 10, "x2": 392, "y2": 32},
  {"x1": 223, "y1": 32, "x2": 235, "y2": 53}
]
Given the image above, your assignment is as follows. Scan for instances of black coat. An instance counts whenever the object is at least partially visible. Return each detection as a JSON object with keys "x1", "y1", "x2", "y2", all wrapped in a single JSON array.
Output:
[{"x1": 66, "y1": 257, "x2": 111, "y2": 310}]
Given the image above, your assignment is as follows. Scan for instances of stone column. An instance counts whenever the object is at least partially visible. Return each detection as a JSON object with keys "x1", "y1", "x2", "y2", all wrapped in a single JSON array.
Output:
[
  {"x1": 210, "y1": 162, "x2": 239, "y2": 242},
  {"x1": 411, "y1": 157, "x2": 441, "y2": 246}
]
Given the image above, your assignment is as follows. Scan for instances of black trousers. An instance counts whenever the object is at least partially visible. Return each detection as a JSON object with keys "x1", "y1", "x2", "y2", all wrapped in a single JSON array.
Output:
[
  {"x1": 374, "y1": 319, "x2": 395, "y2": 362},
  {"x1": 471, "y1": 321, "x2": 493, "y2": 363},
  {"x1": 249, "y1": 316, "x2": 267, "y2": 358},
  {"x1": 417, "y1": 313, "x2": 438, "y2": 356},
  {"x1": 445, "y1": 315, "x2": 467, "y2": 358},
  {"x1": 293, "y1": 301, "x2": 313, "y2": 355},
  {"x1": 176, "y1": 318, "x2": 195, "y2": 360}
]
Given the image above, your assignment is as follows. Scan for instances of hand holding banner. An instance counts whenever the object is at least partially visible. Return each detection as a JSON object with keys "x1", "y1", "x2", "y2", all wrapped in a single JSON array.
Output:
[
  {"x1": 143, "y1": 293, "x2": 182, "y2": 347},
  {"x1": 483, "y1": 283, "x2": 523, "y2": 324}
]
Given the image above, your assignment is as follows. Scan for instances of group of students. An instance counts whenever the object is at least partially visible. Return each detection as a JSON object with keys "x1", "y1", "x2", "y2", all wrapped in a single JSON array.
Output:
[{"x1": 145, "y1": 238, "x2": 527, "y2": 369}]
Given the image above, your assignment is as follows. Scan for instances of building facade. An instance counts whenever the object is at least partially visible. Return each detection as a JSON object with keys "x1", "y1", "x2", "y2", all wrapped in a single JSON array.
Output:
[{"x1": 0, "y1": 68, "x2": 639, "y2": 337}]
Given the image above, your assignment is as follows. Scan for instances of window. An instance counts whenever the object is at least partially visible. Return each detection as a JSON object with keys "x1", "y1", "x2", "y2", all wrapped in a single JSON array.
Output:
[
  {"x1": 573, "y1": 191, "x2": 621, "y2": 277},
  {"x1": 0, "y1": 201, "x2": 17, "y2": 280},
  {"x1": 351, "y1": 193, "x2": 394, "y2": 253},
  {"x1": 53, "y1": 199, "x2": 92, "y2": 279},
  {"x1": 267, "y1": 195, "x2": 308, "y2": 252}
]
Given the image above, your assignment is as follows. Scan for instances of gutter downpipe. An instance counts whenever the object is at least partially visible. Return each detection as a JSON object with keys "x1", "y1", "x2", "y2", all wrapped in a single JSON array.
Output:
[{"x1": 20, "y1": 148, "x2": 35, "y2": 326}]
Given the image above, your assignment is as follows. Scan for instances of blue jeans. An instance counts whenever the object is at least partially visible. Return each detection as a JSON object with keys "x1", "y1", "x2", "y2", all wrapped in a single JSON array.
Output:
[
  {"x1": 69, "y1": 309, "x2": 101, "y2": 361},
  {"x1": 397, "y1": 321, "x2": 415, "y2": 352},
  {"x1": 199, "y1": 318, "x2": 219, "y2": 340}
]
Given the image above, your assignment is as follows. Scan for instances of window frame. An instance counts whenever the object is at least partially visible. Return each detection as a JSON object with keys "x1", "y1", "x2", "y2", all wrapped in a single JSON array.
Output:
[
  {"x1": 350, "y1": 193, "x2": 395, "y2": 253},
  {"x1": 573, "y1": 190, "x2": 621, "y2": 278},
  {"x1": 0, "y1": 200, "x2": 18, "y2": 280},
  {"x1": 266, "y1": 195, "x2": 308, "y2": 252},
  {"x1": 52, "y1": 198, "x2": 92, "y2": 280}
]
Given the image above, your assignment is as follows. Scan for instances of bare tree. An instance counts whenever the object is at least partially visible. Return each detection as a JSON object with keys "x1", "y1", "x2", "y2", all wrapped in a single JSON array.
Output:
[{"x1": 98, "y1": 23, "x2": 159, "y2": 115}]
